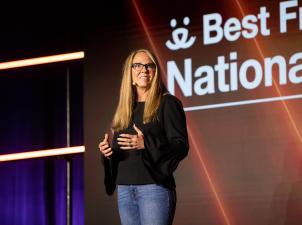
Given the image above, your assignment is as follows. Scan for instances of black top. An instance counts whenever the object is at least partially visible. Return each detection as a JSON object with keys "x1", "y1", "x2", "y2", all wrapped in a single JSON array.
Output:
[
  {"x1": 103, "y1": 94, "x2": 189, "y2": 195},
  {"x1": 114, "y1": 101, "x2": 155, "y2": 184}
]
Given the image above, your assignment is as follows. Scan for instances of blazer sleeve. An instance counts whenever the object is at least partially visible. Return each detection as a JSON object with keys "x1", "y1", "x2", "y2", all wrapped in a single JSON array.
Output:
[
  {"x1": 141, "y1": 95, "x2": 189, "y2": 182},
  {"x1": 103, "y1": 131, "x2": 120, "y2": 195}
]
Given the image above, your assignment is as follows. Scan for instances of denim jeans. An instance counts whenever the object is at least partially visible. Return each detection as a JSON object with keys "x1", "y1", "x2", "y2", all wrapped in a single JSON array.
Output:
[{"x1": 117, "y1": 184, "x2": 176, "y2": 225}]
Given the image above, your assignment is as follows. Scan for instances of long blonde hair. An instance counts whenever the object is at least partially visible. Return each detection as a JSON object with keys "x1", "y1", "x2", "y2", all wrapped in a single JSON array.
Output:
[{"x1": 112, "y1": 49, "x2": 166, "y2": 131}]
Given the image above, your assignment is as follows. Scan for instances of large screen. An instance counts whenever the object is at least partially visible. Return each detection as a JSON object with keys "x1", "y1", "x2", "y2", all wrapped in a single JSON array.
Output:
[{"x1": 84, "y1": 1, "x2": 302, "y2": 224}]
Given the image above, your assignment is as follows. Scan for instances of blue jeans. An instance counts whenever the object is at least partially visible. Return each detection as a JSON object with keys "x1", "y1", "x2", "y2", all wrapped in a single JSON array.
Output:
[{"x1": 117, "y1": 184, "x2": 176, "y2": 225}]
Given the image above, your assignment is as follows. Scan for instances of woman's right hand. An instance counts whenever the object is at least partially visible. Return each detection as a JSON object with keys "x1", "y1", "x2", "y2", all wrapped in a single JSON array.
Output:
[{"x1": 98, "y1": 133, "x2": 113, "y2": 158}]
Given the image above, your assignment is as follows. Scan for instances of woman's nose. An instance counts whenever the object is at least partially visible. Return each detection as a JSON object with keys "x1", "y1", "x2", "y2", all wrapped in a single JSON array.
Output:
[{"x1": 141, "y1": 65, "x2": 148, "y2": 73}]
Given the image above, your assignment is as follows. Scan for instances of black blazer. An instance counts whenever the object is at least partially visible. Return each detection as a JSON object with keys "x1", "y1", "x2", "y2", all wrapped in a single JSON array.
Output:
[{"x1": 103, "y1": 94, "x2": 189, "y2": 195}]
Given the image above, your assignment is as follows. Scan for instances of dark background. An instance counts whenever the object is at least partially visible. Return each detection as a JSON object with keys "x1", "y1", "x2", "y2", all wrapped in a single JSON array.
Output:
[
  {"x1": 85, "y1": 0, "x2": 302, "y2": 225},
  {"x1": 0, "y1": 1, "x2": 302, "y2": 225},
  {"x1": 0, "y1": 4, "x2": 85, "y2": 225}
]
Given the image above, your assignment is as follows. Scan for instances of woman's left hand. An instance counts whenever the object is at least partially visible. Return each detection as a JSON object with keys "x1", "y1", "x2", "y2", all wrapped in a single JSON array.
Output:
[{"x1": 117, "y1": 124, "x2": 145, "y2": 150}]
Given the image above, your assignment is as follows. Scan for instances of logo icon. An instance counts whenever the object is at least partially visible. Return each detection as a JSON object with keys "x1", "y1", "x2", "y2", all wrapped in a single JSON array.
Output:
[{"x1": 166, "y1": 17, "x2": 196, "y2": 51}]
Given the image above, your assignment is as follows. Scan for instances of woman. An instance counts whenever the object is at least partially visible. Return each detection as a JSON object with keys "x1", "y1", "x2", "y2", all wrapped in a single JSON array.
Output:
[{"x1": 99, "y1": 49, "x2": 189, "y2": 225}]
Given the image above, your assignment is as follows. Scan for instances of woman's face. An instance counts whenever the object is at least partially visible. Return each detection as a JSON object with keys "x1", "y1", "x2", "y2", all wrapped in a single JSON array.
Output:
[{"x1": 131, "y1": 52, "x2": 156, "y2": 91}]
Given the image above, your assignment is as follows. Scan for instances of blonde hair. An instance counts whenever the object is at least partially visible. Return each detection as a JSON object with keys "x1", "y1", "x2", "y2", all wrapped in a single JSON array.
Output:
[{"x1": 112, "y1": 49, "x2": 166, "y2": 131}]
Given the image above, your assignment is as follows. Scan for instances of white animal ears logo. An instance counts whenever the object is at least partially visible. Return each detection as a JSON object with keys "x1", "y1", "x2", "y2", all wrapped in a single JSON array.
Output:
[{"x1": 165, "y1": 17, "x2": 196, "y2": 51}]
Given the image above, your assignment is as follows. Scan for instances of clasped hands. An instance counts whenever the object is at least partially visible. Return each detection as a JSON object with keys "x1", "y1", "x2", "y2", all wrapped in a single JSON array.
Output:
[{"x1": 99, "y1": 124, "x2": 145, "y2": 158}]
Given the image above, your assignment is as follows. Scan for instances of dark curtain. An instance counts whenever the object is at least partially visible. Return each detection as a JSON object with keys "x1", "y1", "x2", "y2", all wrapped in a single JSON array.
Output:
[{"x1": 0, "y1": 62, "x2": 84, "y2": 225}]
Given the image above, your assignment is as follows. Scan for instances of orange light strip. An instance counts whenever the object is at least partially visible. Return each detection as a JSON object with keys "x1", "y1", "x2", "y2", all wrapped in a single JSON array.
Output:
[
  {"x1": 0, "y1": 51, "x2": 85, "y2": 70},
  {"x1": 131, "y1": 1, "x2": 233, "y2": 225},
  {"x1": 234, "y1": 0, "x2": 302, "y2": 143},
  {"x1": 131, "y1": 0, "x2": 166, "y2": 77},
  {"x1": 188, "y1": 126, "x2": 232, "y2": 225},
  {"x1": 0, "y1": 146, "x2": 85, "y2": 162}
]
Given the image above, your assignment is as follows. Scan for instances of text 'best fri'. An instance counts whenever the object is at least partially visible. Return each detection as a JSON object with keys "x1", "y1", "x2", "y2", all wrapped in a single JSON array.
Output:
[{"x1": 203, "y1": 0, "x2": 302, "y2": 45}]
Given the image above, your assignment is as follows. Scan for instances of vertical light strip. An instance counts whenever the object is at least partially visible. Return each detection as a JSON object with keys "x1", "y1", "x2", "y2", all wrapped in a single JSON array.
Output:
[
  {"x1": 0, "y1": 51, "x2": 85, "y2": 70},
  {"x1": 131, "y1": 1, "x2": 233, "y2": 225},
  {"x1": 66, "y1": 67, "x2": 71, "y2": 148},
  {"x1": 131, "y1": 0, "x2": 167, "y2": 77},
  {"x1": 66, "y1": 67, "x2": 71, "y2": 225}
]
